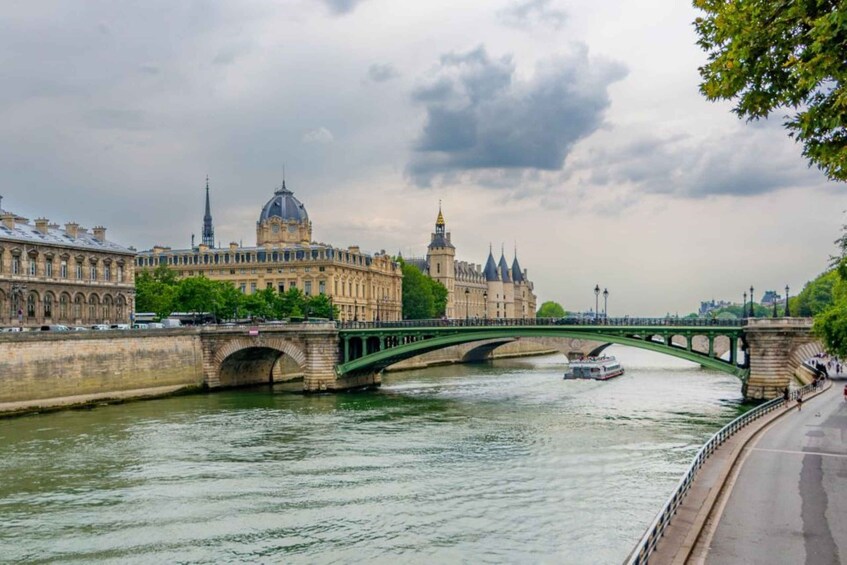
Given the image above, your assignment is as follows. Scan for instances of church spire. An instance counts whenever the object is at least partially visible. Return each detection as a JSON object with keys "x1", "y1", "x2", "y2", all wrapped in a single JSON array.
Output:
[{"x1": 202, "y1": 175, "x2": 215, "y2": 248}]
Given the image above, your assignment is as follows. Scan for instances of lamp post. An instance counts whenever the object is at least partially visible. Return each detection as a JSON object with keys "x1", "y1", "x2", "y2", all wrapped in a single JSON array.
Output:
[
  {"x1": 749, "y1": 285, "x2": 755, "y2": 318},
  {"x1": 603, "y1": 288, "x2": 609, "y2": 322},
  {"x1": 329, "y1": 295, "x2": 334, "y2": 321},
  {"x1": 743, "y1": 291, "x2": 747, "y2": 319},
  {"x1": 376, "y1": 297, "x2": 380, "y2": 322},
  {"x1": 354, "y1": 299, "x2": 358, "y2": 322},
  {"x1": 594, "y1": 284, "x2": 600, "y2": 322},
  {"x1": 784, "y1": 285, "x2": 790, "y2": 317},
  {"x1": 465, "y1": 288, "x2": 470, "y2": 321},
  {"x1": 483, "y1": 290, "x2": 488, "y2": 322}
]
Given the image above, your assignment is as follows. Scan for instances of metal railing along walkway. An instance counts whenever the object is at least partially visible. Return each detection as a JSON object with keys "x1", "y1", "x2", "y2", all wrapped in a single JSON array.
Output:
[{"x1": 626, "y1": 381, "x2": 819, "y2": 564}]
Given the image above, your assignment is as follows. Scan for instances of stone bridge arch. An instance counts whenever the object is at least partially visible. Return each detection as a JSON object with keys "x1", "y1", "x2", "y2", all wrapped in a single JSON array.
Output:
[{"x1": 207, "y1": 336, "x2": 308, "y2": 388}]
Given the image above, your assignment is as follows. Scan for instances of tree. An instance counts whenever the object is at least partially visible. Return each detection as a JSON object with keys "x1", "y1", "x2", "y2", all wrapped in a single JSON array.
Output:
[
  {"x1": 307, "y1": 294, "x2": 337, "y2": 319},
  {"x1": 537, "y1": 301, "x2": 566, "y2": 318},
  {"x1": 428, "y1": 278, "x2": 448, "y2": 318},
  {"x1": 694, "y1": 1, "x2": 847, "y2": 181},
  {"x1": 401, "y1": 263, "x2": 435, "y2": 319},
  {"x1": 134, "y1": 267, "x2": 177, "y2": 319}
]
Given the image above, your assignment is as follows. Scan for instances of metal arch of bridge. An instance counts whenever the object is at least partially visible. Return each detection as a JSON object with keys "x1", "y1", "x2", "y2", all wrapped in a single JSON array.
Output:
[{"x1": 336, "y1": 321, "x2": 748, "y2": 380}]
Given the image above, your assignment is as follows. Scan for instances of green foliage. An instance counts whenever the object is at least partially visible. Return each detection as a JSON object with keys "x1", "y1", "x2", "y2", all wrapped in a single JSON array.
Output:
[
  {"x1": 792, "y1": 269, "x2": 838, "y2": 316},
  {"x1": 134, "y1": 267, "x2": 339, "y2": 321},
  {"x1": 537, "y1": 301, "x2": 566, "y2": 318},
  {"x1": 694, "y1": 1, "x2": 847, "y2": 181},
  {"x1": 398, "y1": 261, "x2": 448, "y2": 319}
]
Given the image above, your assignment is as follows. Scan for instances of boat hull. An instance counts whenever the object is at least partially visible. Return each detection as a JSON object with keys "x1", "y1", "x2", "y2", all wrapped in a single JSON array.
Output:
[{"x1": 563, "y1": 368, "x2": 625, "y2": 381}]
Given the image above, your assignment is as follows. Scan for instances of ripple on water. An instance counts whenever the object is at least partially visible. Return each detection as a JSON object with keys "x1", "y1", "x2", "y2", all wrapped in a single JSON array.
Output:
[{"x1": 0, "y1": 348, "x2": 746, "y2": 563}]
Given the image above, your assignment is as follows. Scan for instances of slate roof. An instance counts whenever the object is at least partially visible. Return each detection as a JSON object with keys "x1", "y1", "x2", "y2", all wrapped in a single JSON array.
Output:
[{"x1": 0, "y1": 217, "x2": 133, "y2": 255}]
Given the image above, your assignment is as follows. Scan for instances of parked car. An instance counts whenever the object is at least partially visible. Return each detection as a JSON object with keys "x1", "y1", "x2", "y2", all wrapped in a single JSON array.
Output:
[
  {"x1": 40, "y1": 325, "x2": 70, "y2": 331},
  {"x1": 146, "y1": 322, "x2": 164, "y2": 329},
  {"x1": 131, "y1": 323, "x2": 149, "y2": 330},
  {"x1": 91, "y1": 324, "x2": 110, "y2": 330},
  {"x1": 161, "y1": 318, "x2": 182, "y2": 328},
  {"x1": 1, "y1": 327, "x2": 23, "y2": 332},
  {"x1": 71, "y1": 326, "x2": 89, "y2": 331}
]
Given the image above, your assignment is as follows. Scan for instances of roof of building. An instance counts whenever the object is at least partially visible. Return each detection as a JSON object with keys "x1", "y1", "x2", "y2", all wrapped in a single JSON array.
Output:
[
  {"x1": 498, "y1": 253, "x2": 512, "y2": 283},
  {"x1": 512, "y1": 255, "x2": 524, "y2": 283},
  {"x1": 405, "y1": 257, "x2": 428, "y2": 273},
  {"x1": 259, "y1": 182, "x2": 309, "y2": 223},
  {"x1": 0, "y1": 220, "x2": 133, "y2": 255},
  {"x1": 483, "y1": 249, "x2": 499, "y2": 281}
]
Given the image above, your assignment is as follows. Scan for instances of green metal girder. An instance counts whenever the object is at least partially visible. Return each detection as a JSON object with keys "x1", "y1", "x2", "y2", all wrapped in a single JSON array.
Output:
[{"x1": 337, "y1": 326, "x2": 747, "y2": 379}]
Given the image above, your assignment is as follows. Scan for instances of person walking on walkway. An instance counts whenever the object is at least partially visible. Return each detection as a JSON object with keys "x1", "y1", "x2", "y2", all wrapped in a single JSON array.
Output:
[
  {"x1": 796, "y1": 393, "x2": 804, "y2": 411},
  {"x1": 783, "y1": 387, "x2": 790, "y2": 407}
]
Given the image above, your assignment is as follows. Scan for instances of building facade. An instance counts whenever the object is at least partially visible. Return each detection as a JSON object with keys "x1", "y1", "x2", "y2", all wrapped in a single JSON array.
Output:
[
  {"x1": 136, "y1": 181, "x2": 402, "y2": 322},
  {"x1": 0, "y1": 196, "x2": 136, "y2": 327},
  {"x1": 410, "y1": 207, "x2": 537, "y2": 319}
]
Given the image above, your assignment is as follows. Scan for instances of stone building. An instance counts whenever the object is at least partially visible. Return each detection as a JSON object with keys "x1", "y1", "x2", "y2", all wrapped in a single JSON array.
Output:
[
  {"x1": 408, "y1": 206, "x2": 537, "y2": 319},
  {"x1": 0, "y1": 196, "x2": 136, "y2": 328},
  {"x1": 136, "y1": 180, "x2": 402, "y2": 322}
]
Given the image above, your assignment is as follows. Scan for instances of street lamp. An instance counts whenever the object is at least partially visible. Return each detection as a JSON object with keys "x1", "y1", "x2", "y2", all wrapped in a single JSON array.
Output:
[
  {"x1": 749, "y1": 285, "x2": 755, "y2": 318},
  {"x1": 594, "y1": 284, "x2": 600, "y2": 322},
  {"x1": 329, "y1": 295, "x2": 334, "y2": 321},
  {"x1": 465, "y1": 288, "x2": 470, "y2": 321},
  {"x1": 376, "y1": 296, "x2": 381, "y2": 322},
  {"x1": 784, "y1": 285, "x2": 790, "y2": 317},
  {"x1": 483, "y1": 290, "x2": 488, "y2": 322},
  {"x1": 603, "y1": 288, "x2": 609, "y2": 322},
  {"x1": 743, "y1": 291, "x2": 747, "y2": 319},
  {"x1": 354, "y1": 299, "x2": 358, "y2": 322}
]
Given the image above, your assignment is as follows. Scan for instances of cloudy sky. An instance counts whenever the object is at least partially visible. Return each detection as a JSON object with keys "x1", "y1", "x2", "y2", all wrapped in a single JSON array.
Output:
[{"x1": 1, "y1": 0, "x2": 841, "y2": 315}]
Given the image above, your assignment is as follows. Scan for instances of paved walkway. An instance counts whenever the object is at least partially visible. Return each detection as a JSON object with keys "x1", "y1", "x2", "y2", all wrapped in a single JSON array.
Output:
[{"x1": 704, "y1": 385, "x2": 846, "y2": 565}]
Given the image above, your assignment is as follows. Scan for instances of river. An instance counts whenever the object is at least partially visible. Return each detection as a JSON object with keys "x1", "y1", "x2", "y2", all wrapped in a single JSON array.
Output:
[{"x1": 0, "y1": 346, "x2": 748, "y2": 564}]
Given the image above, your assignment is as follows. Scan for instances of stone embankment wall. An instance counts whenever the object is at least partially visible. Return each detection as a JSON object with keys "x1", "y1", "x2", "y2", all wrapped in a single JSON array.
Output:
[
  {"x1": 0, "y1": 330, "x2": 204, "y2": 414},
  {"x1": 744, "y1": 318, "x2": 820, "y2": 399},
  {"x1": 386, "y1": 337, "x2": 591, "y2": 371}
]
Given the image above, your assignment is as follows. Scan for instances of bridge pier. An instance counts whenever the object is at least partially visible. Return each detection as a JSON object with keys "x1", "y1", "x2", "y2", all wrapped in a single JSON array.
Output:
[{"x1": 743, "y1": 318, "x2": 819, "y2": 400}]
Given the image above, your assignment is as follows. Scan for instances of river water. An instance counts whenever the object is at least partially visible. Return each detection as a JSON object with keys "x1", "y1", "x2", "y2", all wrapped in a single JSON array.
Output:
[{"x1": 0, "y1": 347, "x2": 748, "y2": 564}]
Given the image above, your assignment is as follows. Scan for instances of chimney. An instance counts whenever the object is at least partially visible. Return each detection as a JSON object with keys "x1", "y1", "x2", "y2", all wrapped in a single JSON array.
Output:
[
  {"x1": 93, "y1": 226, "x2": 106, "y2": 242},
  {"x1": 35, "y1": 218, "x2": 49, "y2": 234},
  {"x1": 2, "y1": 212, "x2": 16, "y2": 230},
  {"x1": 230, "y1": 242, "x2": 239, "y2": 251},
  {"x1": 64, "y1": 222, "x2": 79, "y2": 238}
]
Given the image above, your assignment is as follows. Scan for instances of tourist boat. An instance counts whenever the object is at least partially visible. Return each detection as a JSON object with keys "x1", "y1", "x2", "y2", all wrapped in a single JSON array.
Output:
[{"x1": 563, "y1": 356, "x2": 625, "y2": 381}]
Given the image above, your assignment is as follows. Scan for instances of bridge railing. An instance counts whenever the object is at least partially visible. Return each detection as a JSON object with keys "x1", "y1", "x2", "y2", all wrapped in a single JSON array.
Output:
[
  {"x1": 337, "y1": 317, "x2": 745, "y2": 330},
  {"x1": 626, "y1": 381, "x2": 818, "y2": 565}
]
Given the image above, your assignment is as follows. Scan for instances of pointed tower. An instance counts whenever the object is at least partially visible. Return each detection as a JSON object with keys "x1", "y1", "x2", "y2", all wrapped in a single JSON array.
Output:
[
  {"x1": 426, "y1": 201, "x2": 456, "y2": 317},
  {"x1": 202, "y1": 176, "x2": 215, "y2": 248}
]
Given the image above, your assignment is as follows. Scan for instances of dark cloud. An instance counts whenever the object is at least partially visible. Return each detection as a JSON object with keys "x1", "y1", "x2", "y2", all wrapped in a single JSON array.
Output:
[
  {"x1": 322, "y1": 0, "x2": 366, "y2": 15},
  {"x1": 586, "y1": 124, "x2": 827, "y2": 198},
  {"x1": 498, "y1": 0, "x2": 567, "y2": 30},
  {"x1": 407, "y1": 45, "x2": 626, "y2": 186},
  {"x1": 367, "y1": 63, "x2": 400, "y2": 83}
]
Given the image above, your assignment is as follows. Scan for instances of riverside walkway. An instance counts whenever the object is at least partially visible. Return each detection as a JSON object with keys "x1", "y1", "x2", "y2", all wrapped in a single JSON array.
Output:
[{"x1": 703, "y1": 384, "x2": 846, "y2": 565}]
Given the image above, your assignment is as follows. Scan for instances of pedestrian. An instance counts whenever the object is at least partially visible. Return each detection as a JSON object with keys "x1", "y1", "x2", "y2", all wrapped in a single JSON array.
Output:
[
  {"x1": 783, "y1": 387, "x2": 790, "y2": 406},
  {"x1": 797, "y1": 393, "x2": 804, "y2": 411},
  {"x1": 843, "y1": 384, "x2": 847, "y2": 402}
]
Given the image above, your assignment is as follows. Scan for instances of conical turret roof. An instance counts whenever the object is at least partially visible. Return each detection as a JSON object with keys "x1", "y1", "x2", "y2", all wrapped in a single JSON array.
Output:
[{"x1": 484, "y1": 247, "x2": 499, "y2": 281}]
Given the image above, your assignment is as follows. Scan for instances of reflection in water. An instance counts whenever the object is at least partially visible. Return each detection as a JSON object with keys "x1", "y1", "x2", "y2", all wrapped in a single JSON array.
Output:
[{"x1": 0, "y1": 346, "x2": 747, "y2": 563}]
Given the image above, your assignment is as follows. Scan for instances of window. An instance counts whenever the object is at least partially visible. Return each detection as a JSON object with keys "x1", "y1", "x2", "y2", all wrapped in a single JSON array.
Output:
[
  {"x1": 27, "y1": 294, "x2": 36, "y2": 317},
  {"x1": 117, "y1": 266, "x2": 123, "y2": 282},
  {"x1": 240, "y1": 283, "x2": 246, "y2": 293},
  {"x1": 278, "y1": 283, "x2": 284, "y2": 293},
  {"x1": 319, "y1": 281, "x2": 326, "y2": 295},
  {"x1": 29, "y1": 259, "x2": 36, "y2": 276},
  {"x1": 73, "y1": 296, "x2": 82, "y2": 319},
  {"x1": 250, "y1": 282, "x2": 257, "y2": 293},
  {"x1": 61, "y1": 260, "x2": 68, "y2": 278},
  {"x1": 44, "y1": 295, "x2": 53, "y2": 318},
  {"x1": 437, "y1": 263, "x2": 440, "y2": 274},
  {"x1": 90, "y1": 265, "x2": 97, "y2": 281},
  {"x1": 104, "y1": 265, "x2": 111, "y2": 281},
  {"x1": 46, "y1": 261, "x2": 53, "y2": 278},
  {"x1": 60, "y1": 295, "x2": 68, "y2": 319},
  {"x1": 12, "y1": 256, "x2": 20, "y2": 275},
  {"x1": 304, "y1": 281, "x2": 312, "y2": 296},
  {"x1": 76, "y1": 263, "x2": 83, "y2": 280}
]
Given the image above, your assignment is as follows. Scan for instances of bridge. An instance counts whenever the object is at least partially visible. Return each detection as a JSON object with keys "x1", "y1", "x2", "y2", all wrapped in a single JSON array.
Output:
[{"x1": 0, "y1": 317, "x2": 821, "y2": 414}]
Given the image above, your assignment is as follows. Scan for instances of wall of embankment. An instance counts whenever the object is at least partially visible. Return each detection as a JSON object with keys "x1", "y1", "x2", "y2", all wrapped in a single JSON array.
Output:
[{"x1": 0, "y1": 330, "x2": 204, "y2": 415}]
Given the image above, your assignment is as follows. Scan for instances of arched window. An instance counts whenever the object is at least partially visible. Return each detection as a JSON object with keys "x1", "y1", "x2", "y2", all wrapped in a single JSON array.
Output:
[
  {"x1": 88, "y1": 295, "x2": 98, "y2": 321},
  {"x1": 27, "y1": 293, "x2": 36, "y2": 318},
  {"x1": 116, "y1": 296, "x2": 126, "y2": 321},
  {"x1": 73, "y1": 295, "x2": 83, "y2": 319},
  {"x1": 44, "y1": 294, "x2": 53, "y2": 318},
  {"x1": 60, "y1": 294, "x2": 69, "y2": 320},
  {"x1": 103, "y1": 296, "x2": 113, "y2": 321}
]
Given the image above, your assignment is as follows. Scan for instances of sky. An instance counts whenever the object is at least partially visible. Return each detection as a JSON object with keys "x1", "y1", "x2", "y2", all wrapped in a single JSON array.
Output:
[{"x1": 0, "y1": 0, "x2": 842, "y2": 316}]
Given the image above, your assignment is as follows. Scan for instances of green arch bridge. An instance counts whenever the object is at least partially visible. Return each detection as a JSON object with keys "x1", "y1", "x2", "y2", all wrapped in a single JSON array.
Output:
[{"x1": 336, "y1": 318, "x2": 748, "y2": 380}]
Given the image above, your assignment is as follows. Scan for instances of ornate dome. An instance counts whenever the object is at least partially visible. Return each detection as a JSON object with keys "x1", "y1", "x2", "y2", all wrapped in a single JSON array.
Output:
[{"x1": 259, "y1": 182, "x2": 309, "y2": 223}]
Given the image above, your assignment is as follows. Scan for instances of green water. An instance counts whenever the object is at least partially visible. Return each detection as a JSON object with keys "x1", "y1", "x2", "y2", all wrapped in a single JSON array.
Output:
[{"x1": 0, "y1": 347, "x2": 746, "y2": 564}]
